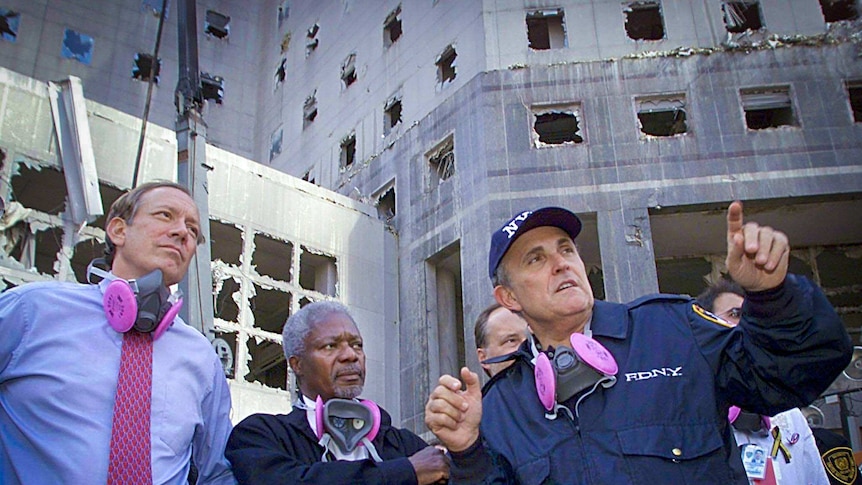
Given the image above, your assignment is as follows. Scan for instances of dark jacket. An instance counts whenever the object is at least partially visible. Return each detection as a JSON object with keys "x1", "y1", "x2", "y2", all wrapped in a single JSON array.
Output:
[
  {"x1": 226, "y1": 403, "x2": 428, "y2": 484},
  {"x1": 451, "y1": 275, "x2": 852, "y2": 484}
]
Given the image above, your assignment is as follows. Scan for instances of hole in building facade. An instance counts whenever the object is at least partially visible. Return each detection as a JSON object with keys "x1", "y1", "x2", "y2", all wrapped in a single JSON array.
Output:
[
  {"x1": 306, "y1": 23, "x2": 319, "y2": 57},
  {"x1": 625, "y1": 1, "x2": 665, "y2": 41},
  {"x1": 205, "y1": 10, "x2": 230, "y2": 39},
  {"x1": 61, "y1": 28, "x2": 94, "y2": 65},
  {"x1": 200, "y1": 73, "x2": 224, "y2": 104},
  {"x1": 275, "y1": 58, "x2": 286, "y2": 88},
  {"x1": 375, "y1": 182, "x2": 396, "y2": 222},
  {"x1": 299, "y1": 246, "x2": 337, "y2": 296},
  {"x1": 251, "y1": 283, "x2": 291, "y2": 333},
  {"x1": 526, "y1": 9, "x2": 566, "y2": 50},
  {"x1": 533, "y1": 109, "x2": 584, "y2": 145},
  {"x1": 722, "y1": 1, "x2": 763, "y2": 33},
  {"x1": 214, "y1": 277, "x2": 240, "y2": 322},
  {"x1": 71, "y1": 238, "x2": 107, "y2": 283},
  {"x1": 819, "y1": 0, "x2": 859, "y2": 22},
  {"x1": 270, "y1": 128, "x2": 283, "y2": 161},
  {"x1": 302, "y1": 168, "x2": 316, "y2": 185},
  {"x1": 636, "y1": 94, "x2": 688, "y2": 137},
  {"x1": 0, "y1": 9, "x2": 21, "y2": 42},
  {"x1": 340, "y1": 133, "x2": 356, "y2": 169},
  {"x1": 436, "y1": 45, "x2": 457, "y2": 86},
  {"x1": 384, "y1": 96, "x2": 402, "y2": 135},
  {"x1": 253, "y1": 232, "x2": 293, "y2": 282},
  {"x1": 427, "y1": 135, "x2": 455, "y2": 186},
  {"x1": 741, "y1": 86, "x2": 796, "y2": 129},
  {"x1": 341, "y1": 53, "x2": 357, "y2": 88},
  {"x1": 427, "y1": 242, "x2": 465, "y2": 380},
  {"x1": 210, "y1": 219, "x2": 243, "y2": 266},
  {"x1": 245, "y1": 338, "x2": 287, "y2": 390},
  {"x1": 384, "y1": 5, "x2": 402, "y2": 47},
  {"x1": 12, "y1": 165, "x2": 66, "y2": 215},
  {"x1": 848, "y1": 81, "x2": 862, "y2": 123},
  {"x1": 303, "y1": 93, "x2": 317, "y2": 128},
  {"x1": 132, "y1": 53, "x2": 160, "y2": 83},
  {"x1": 90, "y1": 182, "x2": 124, "y2": 230}
]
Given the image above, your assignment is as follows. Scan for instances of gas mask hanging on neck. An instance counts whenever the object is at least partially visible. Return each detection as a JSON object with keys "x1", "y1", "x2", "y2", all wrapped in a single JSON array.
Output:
[{"x1": 314, "y1": 396, "x2": 383, "y2": 462}]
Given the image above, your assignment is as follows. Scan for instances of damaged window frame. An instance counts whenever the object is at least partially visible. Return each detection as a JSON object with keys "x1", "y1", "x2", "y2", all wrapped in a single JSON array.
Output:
[
  {"x1": 624, "y1": 1, "x2": 666, "y2": 42},
  {"x1": 532, "y1": 104, "x2": 585, "y2": 146},
  {"x1": 435, "y1": 44, "x2": 457, "y2": 89},
  {"x1": 819, "y1": 0, "x2": 859, "y2": 23},
  {"x1": 339, "y1": 132, "x2": 356, "y2": 170},
  {"x1": 384, "y1": 5, "x2": 402, "y2": 48},
  {"x1": 722, "y1": 0, "x2": 764, "y2": 33},
  {"x1": 384, "y1": 94, "x2": 402, "y2": 136},
  {"x1": 275, "y1": 57, "x2": 286, "y2": 89},
  {"x1": 341, "y1": 53, "x2": 357, "y2": 88},
  {"x1": 426, "y1": 134, "x2": 455, "y2": 189},
  {"x1": 204, "y1": 9, "x2": 230, "y2": 39},
  {"x1": 0, "y1": 9, "x2": 21, "y2": 43},
  {"x1": 61, "y1": 28, "x2": 95, "y2": 65},
  {"x1": 526, "y1": 8, "x2": 567, "y2": 50},
  {"x1": 132, "y1": 53, "x2": 161, "y2": 83},
  {"x1": 635, "y1": 94, "x2": 688, "y2": 137},
  {"x1": 303, "y1": 91, "x2": 318, "y2": 129},
  {"x1": 740, "y1": 86, "x2": 797, "y2": 130},
  {"x1": 305, "y1": 22, "x2": 319, "y2": 57},
  {"x1": 373, "y1": 179, "x2": 396, "y2": 223},
  {"x1": 848, "y1": 80, "x2": 862, "y2": 123}
]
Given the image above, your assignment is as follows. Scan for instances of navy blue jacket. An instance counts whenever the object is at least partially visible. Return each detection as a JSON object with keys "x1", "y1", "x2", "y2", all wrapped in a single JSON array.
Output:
[
  {"x1": 451, "y1": 275, "x2": 852, "y2": 484},
  {"x1": 226, "y1": 404, "x2": 428, "y2": 484}
]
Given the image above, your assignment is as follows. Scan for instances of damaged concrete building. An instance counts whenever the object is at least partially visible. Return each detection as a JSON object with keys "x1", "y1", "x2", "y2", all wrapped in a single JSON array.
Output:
[{"x1": 0, "y1": 0, "x2": 861, "y2": 442}]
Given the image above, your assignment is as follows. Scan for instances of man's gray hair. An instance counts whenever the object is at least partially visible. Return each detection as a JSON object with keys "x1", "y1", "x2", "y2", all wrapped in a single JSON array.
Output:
[{"x1": 282, "y1": 300, "x2": 356, "y2": 361}]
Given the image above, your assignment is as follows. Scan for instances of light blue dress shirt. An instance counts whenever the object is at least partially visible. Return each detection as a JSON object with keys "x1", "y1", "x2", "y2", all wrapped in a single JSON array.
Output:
[{"x1": 0, "y1": 279, "x2": 236, "y2": 484}]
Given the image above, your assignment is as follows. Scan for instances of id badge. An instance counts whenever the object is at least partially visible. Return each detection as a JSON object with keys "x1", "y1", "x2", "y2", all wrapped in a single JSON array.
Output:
[{"x1": 741, "y1": 443, "x2": 767, "y2": 480}]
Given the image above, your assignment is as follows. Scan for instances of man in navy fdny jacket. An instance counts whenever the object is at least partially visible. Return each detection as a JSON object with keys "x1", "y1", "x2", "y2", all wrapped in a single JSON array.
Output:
[{"x1": 425, "y1": 201, "x2": 852, "y2": 484}]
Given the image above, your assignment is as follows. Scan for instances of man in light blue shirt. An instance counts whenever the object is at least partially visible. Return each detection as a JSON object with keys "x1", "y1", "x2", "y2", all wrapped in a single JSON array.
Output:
[{"x1": 0, "y1": 181, "x2": 235, "y2": 484}]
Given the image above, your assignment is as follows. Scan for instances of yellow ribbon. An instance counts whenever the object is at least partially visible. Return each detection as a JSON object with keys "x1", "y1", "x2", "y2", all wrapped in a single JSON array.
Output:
[{"x1": 770, "y1": 426, "x2": 792, "y2": 463}]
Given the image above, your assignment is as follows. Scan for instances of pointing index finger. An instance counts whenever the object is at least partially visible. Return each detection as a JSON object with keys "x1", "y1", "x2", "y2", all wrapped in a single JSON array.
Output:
[{"x1": 726, "y1": 200, "x2": 744, "y2": 244}]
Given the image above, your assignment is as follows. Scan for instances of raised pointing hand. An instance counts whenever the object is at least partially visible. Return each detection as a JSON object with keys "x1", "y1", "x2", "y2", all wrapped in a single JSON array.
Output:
[{"x1": 725, "y1": 201, "x2": 789, "y2": 292}]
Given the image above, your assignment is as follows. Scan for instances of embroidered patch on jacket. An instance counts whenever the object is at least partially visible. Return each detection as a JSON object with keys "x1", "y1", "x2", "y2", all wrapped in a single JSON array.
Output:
[
  {"x1": 822, "y1": 446, "x2": 858, "y2": 484},
  {"x1": 692, "y1": 303, "x2": 735, "y2": 328}
]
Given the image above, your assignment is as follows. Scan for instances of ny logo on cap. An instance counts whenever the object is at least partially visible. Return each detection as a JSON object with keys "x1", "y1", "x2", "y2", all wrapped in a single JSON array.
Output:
[{"x1": 502, "y1": 211, "x2": 532, "y2": 238}]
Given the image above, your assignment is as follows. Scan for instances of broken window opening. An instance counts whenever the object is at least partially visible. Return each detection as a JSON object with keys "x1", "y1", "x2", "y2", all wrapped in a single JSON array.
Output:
[
  {"x1": 270, "y1": 128, "x2": 283, "y2": 162},
  {"x1": 214, "y1": 331, "x2": 237, "y2": 378},
  {"x1": 526, "y1": 9, "x2": 567, "y2": 50},
  {"x1": 245, "y1": 338, "x2": 288, "y2": 390},
  {"x1": 427, "y1": 242, "x2": 465, "y2": 379},
  {"x1": 132, "y1": 53, "x2": 161, "y2": 83},
  {"x1": 200, "y1": 72, "x2": 224, "y2": 104},
  {"x1": 340, "y1": 133, "x2": 356, "y2": 169},
  {"x1": 722, "y1": 1, "x2": 763, "y2": 33},
  {"x1": 384, "y1": 96, "x2": 402, "y2": 135},
  {"x1": 277, "y1": 0, "x2": 289, "y2": 29},
  {"x1": 819, "y1": 0, "x2": 859, "y2": 23},
  {"x1": 302, "y1": 168, "x2": 316, "y2": 185},
  {"x1": 624, "y1": 2, "x2": 665, "y2": 41},
  {"x1": 427, "y1": 136, "x2": 455, "y2": 185},
  {"x1": 275, "y1": 58, "x2": 286, "y2": 88},
  {"x1": 534, "y1": 110, "x2": 584, "y2": 145},
  {"x1": 436, "y1": 45, "x2": 457, "y2": 86},
  {"x1": 90, "y1": 183, "x2": 124, "y2": 231},
  {"x1": 303, "y1": 92, "x2": 318, "y2": 128},
  {"x1": 341, "y1": 53, "x2": 357, "y2": 88},
  {"x1": 656, "y1": 257, "x2": 714, "y2": 296},
  {"x1": 71, "y1": 237, "x2": 107, "y2": 283},
  {"x1": 848, "y1": 81, "x2": 862, "y2": 123},
  {"x1": 375, "y1": 183, "x2": 396, "y2": 222},
  {"x1": 30, "y1": 226, "x2": 61, "y2": 277},
  {"x1": 741, "y1": 87, "x2": 796, "y2": 130},
  {"x1": 636, "y1": 95, "x2": 688, "y2": 137},
  {"x1": 253, "y1": 232, "x2": 293, "y2": 282},
  {"x1": 384, "y1": 5, "x2": 402, "y2": 48},
  {"x1": 251, "y1": 283, "x2": 291, "y2": 334},
  {"x1": 61, "y1": 28, "x2": 94, "y2": 65},
  {"x1": 214, "y1": 276, "x2": 240, "y2": 322},
  {"x1": 11, "y1": 165, "x2": 66, "y2": 215},
  {"x1": 299, "y1": 246, "x2": 338, "y2": 296},
  {"x1": 205, "y1": 10, "x2": 230, "y2": 39},
  {"x1": 306, "y1": 23, "x2": 319, "y2": 57},
  {"x1": 0, "y1": 9, "x2": 21, "y2": 42},
  {"x1": 210, "y1": 219, "x2": 242, "y2": 266}
]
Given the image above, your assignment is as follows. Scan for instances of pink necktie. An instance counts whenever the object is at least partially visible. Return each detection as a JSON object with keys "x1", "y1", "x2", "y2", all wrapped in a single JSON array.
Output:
[{"x1": 107, "y1": 330, "x2": 153, "y2": 484}]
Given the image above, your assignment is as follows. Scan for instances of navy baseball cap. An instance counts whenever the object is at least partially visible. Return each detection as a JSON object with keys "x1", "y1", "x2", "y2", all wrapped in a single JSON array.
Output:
[{"x1": 488, "y1": 207, "x2": 582, "y2": 281}]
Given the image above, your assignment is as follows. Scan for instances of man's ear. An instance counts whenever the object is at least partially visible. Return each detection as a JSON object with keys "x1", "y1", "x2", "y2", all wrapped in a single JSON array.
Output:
[
  {"x1": 494, "y1": 285, "x2": 523, "y2": 313},
  {"x1": 288, "y1": 355, "x2": 301, "y2": 378},
  {"x1": 105, "y1": 217, "x2": 128, "y2": 249}
]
